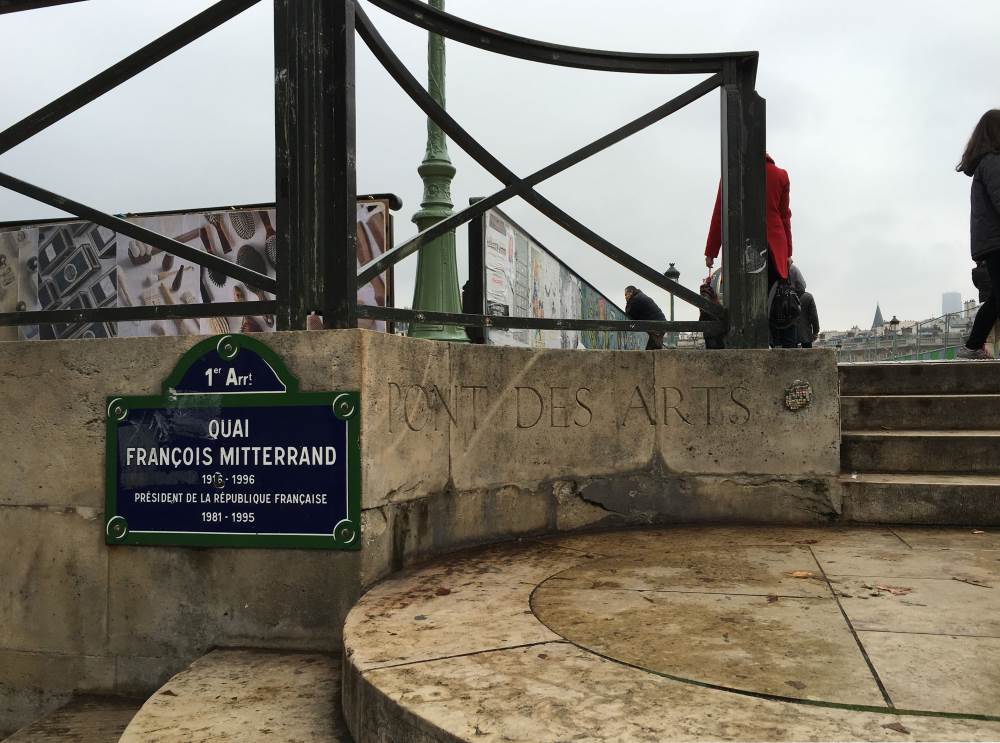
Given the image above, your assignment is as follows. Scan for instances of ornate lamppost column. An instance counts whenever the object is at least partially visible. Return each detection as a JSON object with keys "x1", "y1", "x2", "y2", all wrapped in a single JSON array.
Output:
[
  {"x1": 408, "y1": 0, "x2": 467, "y2": 342},
  {"x1": 664, "y1": 262, "x2": 680, "y2": 348}
]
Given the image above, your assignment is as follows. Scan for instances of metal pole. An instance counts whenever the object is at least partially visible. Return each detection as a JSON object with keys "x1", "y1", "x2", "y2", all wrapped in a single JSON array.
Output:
[
  {"x1": 720, "y1": 64, "x2": 768, "y2": 348},
  {"x1": 408, "y1": 0, "x2": 467, "y2": 342},
  {"x1": 664, "y1": 262, "x2": 679, "y2": 348},
  {"x1": 274, "y1": 0, "x2": 357, "y2": 330}
]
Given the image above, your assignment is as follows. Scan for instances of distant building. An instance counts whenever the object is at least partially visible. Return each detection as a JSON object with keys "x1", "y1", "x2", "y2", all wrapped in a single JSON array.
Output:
[
  {"x1": 871, "y1": 304, "x2": 885, "y2": 330},
  {"x1": 964, "y1": 299, "x2": 978, "y2": 318},
  {"x1": 942, "y1": 292, "x2": 962, "y2": 316}
]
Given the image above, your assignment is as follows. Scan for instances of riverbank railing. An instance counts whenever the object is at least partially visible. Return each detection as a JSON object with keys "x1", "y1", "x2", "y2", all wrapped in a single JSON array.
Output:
[{"x1": 825, "y1": 305, "x2": 998, "y2": 362}]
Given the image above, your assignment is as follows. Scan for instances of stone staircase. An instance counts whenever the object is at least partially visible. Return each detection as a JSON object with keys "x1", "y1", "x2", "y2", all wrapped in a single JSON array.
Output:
[
  {"x1": 116, "y1": 649, "x2": 351, "y2": 743},
  {"x1": 1, "y1": 696, "x2": 140, "y2": 743},
  {"x1": 839, "y1": 362, "x2": 1000, "y2": 524},
  {"x1": 1, "y1": 652, "x2": 352, "y2": 743}
]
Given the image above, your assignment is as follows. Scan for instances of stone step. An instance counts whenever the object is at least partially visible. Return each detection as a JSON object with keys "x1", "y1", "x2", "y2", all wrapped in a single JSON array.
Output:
[
  {"x1": 2, "y1": 695, "x2": 141, "y2": 743},
  {"x1": 839, "y1": 362, "x2": 1000, "y2": 396},
  {"x1": 841, "y1": 430, "x2": 1000, "y2": 474},
  {"x1": 841, "y1": 394, "x2": 1000, "y2": 431},
  {"x1": 118, "y1": 649, "x2": 352, "y2": 743},
  {"x1": 840, "y1": 473, "x2": 1000, "y2": 525}
]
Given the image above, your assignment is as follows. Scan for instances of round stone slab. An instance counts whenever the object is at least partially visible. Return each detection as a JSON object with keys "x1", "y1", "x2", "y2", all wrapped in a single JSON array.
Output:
[
  {"x1": 343, "y1": 526, "x2": 1000, "y2": 743},
  {"x1": 530, "y1": 546, "x2": 885, "y2": 706}
]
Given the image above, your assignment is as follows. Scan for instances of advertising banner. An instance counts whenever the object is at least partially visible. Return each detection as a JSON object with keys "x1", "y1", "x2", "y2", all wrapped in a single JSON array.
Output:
[
  {"x1": 2, "y1": 199, "x2": 393, "y2": 340},
  {"x1": 482, "y1": 210, "x2": 528, "y2": 347},
  {"x1": 472, "y1": 207, "x2": 644, "y2": 350}
]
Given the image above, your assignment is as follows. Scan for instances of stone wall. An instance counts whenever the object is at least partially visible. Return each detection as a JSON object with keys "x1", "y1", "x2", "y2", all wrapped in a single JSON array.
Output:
[
  {"x1": 358, "y1": 338, "x2": 841, "y2": 585},
  {"x1": 0, "y1": 331, "x2": 362, "y2": 734},
  {"x1": 0, "y1": 330, "x2": 839, "y2": 733}
]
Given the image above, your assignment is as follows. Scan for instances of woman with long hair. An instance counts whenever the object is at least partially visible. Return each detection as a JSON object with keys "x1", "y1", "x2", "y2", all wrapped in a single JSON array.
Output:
[{"x1": 956, "y1": 109, "x2": 1000, "y2": 359}]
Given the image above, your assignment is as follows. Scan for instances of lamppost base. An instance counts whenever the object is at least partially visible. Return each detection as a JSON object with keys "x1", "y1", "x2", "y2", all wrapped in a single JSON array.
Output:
[
  {"x1": 406, "y1": 225, "x2": 468, "y2": 343},
  {"x1": 408, "y1": 325, "x2": 469, "y2": 342}
]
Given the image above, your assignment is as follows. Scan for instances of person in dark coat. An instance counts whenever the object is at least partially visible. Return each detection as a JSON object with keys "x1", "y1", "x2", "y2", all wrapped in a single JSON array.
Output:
[
  {"x1": 624, "y1": 285, "x2": 665, "y2": 350},
  {"x1": 787, "y1": 261, "x2": 819, "y2": 347},
  {"x1": 461, "y1": 280, "x2": 485, "y2": 344},
  {"x1": 957, "y1": 110, "x2": 1000, "y2": 359},
  {"x1": 797, "y1": 292, "x2": 819, "y2": 347},
  {"x1": 705, "y1": 153, "x2": 795, "y2": 347}
]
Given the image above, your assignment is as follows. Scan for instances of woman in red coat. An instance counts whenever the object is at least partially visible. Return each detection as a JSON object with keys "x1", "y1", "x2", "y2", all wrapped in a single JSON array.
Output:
[
  {"x1": 704, "y1": 153, "x2": 794, "y2": 345},
  {"x1": 704, "y1": 153, "x2": 792, "y2": 278}
]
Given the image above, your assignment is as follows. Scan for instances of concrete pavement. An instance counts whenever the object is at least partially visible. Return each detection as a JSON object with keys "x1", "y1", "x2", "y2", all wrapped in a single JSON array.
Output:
[{"x1": 343, "y1": 526, "x2": 1000, "y2": 742}]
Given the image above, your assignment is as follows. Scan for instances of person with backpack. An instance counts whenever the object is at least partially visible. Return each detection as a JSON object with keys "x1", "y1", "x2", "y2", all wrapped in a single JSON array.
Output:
[
  {"x1": 956, "y1": 110, "x2": 1000, "y2": 360},
  {"x1": 704, "y1": 153, "x2": 797, "y2": 347},
  {"x1": 788, "y1": 261, "x2": 820, "y2": 347}
]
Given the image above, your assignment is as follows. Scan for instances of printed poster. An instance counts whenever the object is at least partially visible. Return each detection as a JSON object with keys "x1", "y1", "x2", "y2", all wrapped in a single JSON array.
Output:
[
  {"x1": 0, "y1": 229, "x2": 23, "y2": 342},
  {"x1": 483, "y1": 211, "x2": 529, "y2": 347},
  {"x1": 2, "y1": 200, "x2": 392, "y2": 340},
  {"x1": 478, "y1": 207, "x2": 643, "y2": 351}
]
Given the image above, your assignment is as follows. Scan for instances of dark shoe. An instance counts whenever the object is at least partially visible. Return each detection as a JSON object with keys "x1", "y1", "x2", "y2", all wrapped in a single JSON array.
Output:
[{"x1": 956, "y1": 345, "x2": 995, "y2": 360}]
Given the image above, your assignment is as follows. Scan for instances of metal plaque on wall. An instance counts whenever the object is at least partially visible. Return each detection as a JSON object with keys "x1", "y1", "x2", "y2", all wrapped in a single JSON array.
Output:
[{"x1": 105, "y1": 334, "x2": 360, "y2": 549}]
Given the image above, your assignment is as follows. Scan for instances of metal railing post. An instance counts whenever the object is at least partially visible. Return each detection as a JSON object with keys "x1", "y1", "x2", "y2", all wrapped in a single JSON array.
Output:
[
  {"x1": 720, "y1": 64, "x2": 767, "y2": 348},
  {"x1": 274, "y1": 0, "x2": 357, "y2": 330}
]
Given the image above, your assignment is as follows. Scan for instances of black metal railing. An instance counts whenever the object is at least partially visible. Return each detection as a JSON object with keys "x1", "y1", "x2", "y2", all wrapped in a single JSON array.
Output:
[
  {"x1": 347, "y1": 0, "x2": 768, "y2": 346},
  {"x1": 0, "y1": 0, "x2": 272, "y2": 330},
  {"x1": 0, "y1": 0, "x2": 768, "y2": 346}
]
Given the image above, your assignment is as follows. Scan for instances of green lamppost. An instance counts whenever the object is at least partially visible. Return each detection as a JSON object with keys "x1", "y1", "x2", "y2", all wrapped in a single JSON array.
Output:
[
  {"x1": 664, "y1": 262, "x2": 680, "y2": 348},
  {"x1": 408, "y1": 0, "x2": 467, "y2": 342}
]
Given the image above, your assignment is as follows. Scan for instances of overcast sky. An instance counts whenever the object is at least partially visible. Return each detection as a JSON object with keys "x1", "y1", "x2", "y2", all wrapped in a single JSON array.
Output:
[{"x1": 1, "y1": 0, "x2": 997, "y2": 330}]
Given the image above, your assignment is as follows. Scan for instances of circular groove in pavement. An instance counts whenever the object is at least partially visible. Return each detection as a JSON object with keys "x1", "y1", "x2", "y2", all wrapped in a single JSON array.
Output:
[{"x1": 529, "y1": 544, "x2": 998, "y2": 721}]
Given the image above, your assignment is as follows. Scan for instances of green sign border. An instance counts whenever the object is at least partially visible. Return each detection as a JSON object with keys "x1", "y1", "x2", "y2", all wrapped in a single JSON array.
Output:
[{"x1": 105, "y1": 334, "x2": 361, "y2": 550}]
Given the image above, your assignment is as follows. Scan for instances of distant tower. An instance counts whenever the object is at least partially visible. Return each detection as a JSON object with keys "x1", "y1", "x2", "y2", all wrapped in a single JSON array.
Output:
[
  {"x1": 871, "y1": 303, "x2": 885, "y2": 330},
  {"x1": 942, "y1": 292, "x2": 961, "y2": 317}
]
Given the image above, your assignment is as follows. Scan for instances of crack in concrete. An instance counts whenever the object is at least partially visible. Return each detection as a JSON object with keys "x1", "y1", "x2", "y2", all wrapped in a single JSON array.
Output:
[
  {"x1": 808, "y1": 546, "x2": 895, "y2": 708},
  {"x1": 574, "y1": 487, "x2": 622, "y2": 516},
  {"x1": 0, "y1": 503, "x2": 101, "y2": 519},
  {"x1": 360, "y1": 640, "x2": 570, "y2": 674}
]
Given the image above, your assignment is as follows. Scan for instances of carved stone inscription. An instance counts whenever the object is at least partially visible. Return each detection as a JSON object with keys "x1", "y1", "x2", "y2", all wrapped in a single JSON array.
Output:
[
  {"x1": 387, "y1": 382, "x2": 752, "y2": 432},
  {"x1": 620, "y1": 385, "x2": 751, "y2": 427}
]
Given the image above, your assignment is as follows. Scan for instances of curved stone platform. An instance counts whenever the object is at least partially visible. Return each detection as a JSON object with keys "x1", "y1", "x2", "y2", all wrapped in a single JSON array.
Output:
[
  {"x1": 343, "y1": 526, "x2": 1000, "y2": 742},
  {"x1": 118, "y1": 649, "x2": 350, "y2": 742}
]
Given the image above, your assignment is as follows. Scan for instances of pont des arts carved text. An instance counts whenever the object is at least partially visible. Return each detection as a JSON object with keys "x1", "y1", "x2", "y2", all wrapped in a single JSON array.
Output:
[{"x1": 387, "y1": 382, "x2": 752, "y2": 432}]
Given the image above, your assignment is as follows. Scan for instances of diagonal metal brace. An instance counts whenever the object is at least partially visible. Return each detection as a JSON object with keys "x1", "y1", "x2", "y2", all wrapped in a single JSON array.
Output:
[
  {"x1": 358, "y1": 72, "x2": 722, "y2": 287},
  {"x1": 0, "y1": 0, "x2": 261, "y2": 155},
  {"x1": 355, "y1": 6, "x2": 724, "y2": 320},
  {"x1": 0, "y1": 172, "x2": 276, "y2": 292}
]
